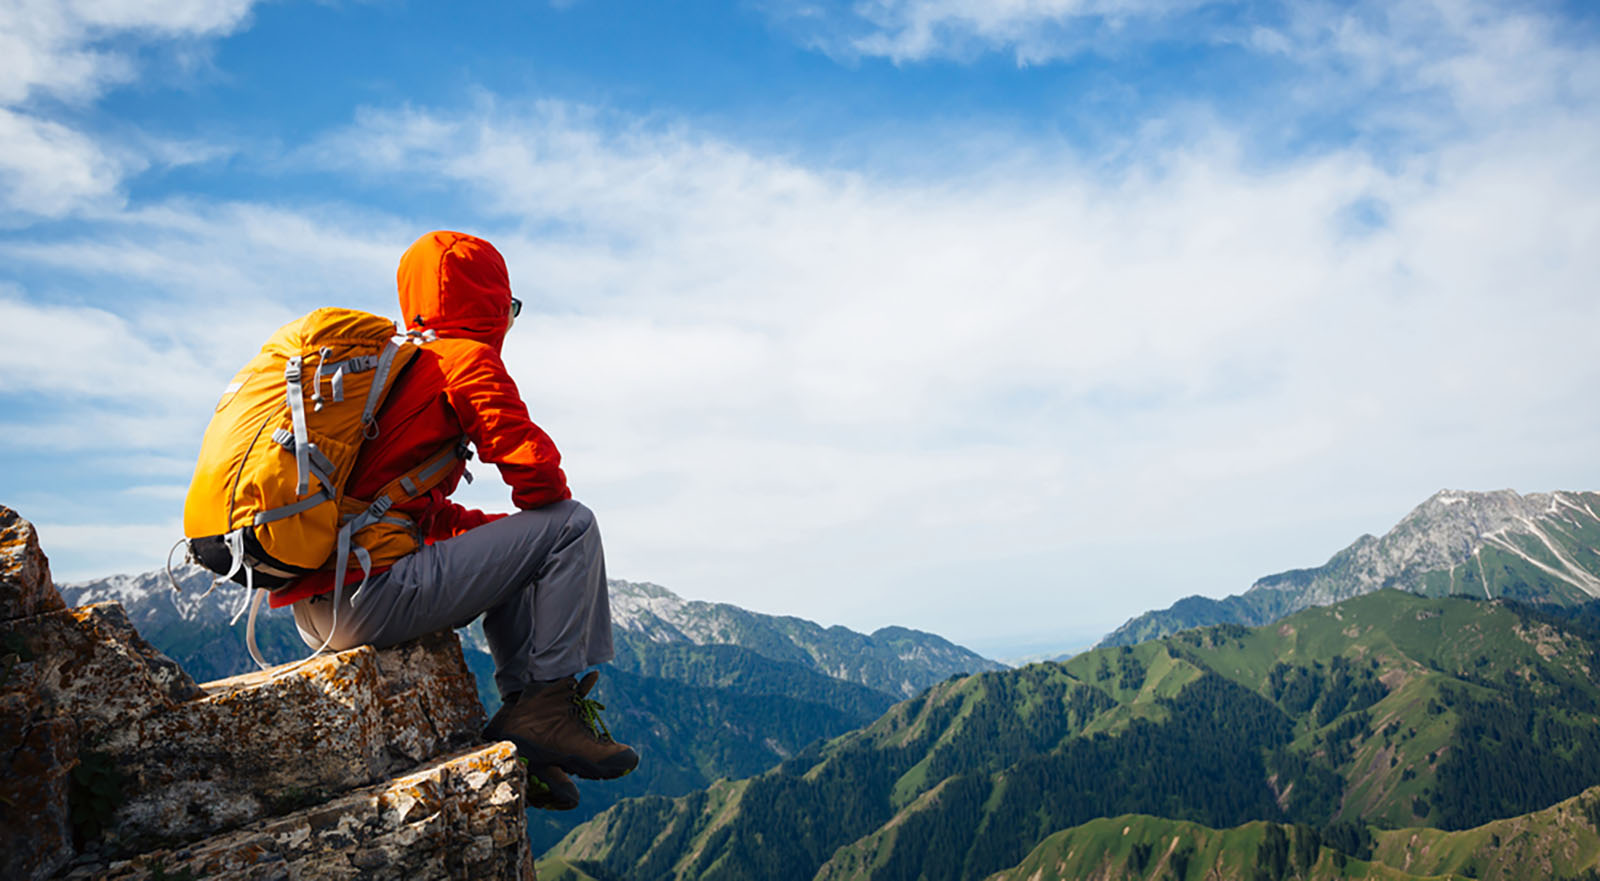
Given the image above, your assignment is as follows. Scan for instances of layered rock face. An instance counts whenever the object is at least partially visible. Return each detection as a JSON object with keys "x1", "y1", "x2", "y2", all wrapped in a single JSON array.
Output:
[{"x1": 0, "y1": 506, "x2": 534, "y2": 880}]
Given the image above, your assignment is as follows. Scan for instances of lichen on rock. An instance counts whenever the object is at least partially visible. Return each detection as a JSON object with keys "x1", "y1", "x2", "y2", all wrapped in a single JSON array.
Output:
[
  {"x1": 71, "y1": 742, "x2": 534, "y2": 881},
  {"x1": 0, "y1": 505, "x2": 534, "y2": 880},
  {"x1": 0, "y1": 504, "x2": 66, "y2": 622}
]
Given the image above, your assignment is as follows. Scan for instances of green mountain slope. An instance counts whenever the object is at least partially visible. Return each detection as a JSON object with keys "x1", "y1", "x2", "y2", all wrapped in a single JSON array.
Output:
[
  {"x1": 1101, "y1": 489, "x2": 1600, "y2": 648},
  {"x1": 544, "y1": 591, "x2": 1600, "y2": 881},
  {"x1": 982, "y1": 815, "x2": 1425, "y2": 881},
  {"x1": 524, "y1": 640, "x2": 897, "y2": 852},
  {"x1": 985, "y1": 784, "x2": 1600, "y2": 881}
]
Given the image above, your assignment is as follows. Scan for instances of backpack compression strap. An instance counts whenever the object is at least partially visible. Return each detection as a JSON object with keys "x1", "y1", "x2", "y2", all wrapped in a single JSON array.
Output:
[
  {"x1": 330, "y1": 438, "x2": 469, "y2": 606},
  {"x1": 284, "y1": 356, "x2": 311, "y2": 496},
  {"x1": 244, "y1": 436, "x2": 471, "y2": 671},
  {"x1": 281, "y1": 341, "x2": 404, "y2": 497}
]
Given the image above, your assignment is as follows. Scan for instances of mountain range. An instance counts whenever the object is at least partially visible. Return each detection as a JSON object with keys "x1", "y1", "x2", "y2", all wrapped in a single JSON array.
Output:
[
  {"x1": 608, "y1": 580, "x2": 1005, "y2": 698},
  {"x1": 542, "y1": 590, "x2": 1600, "y2": 880},
  {"x1": 55, "y1": 486, "x2": 1600, "y2": 877},
  {"x1": 1100, "y1": 489, "x2": 1600, "y2": 648}
]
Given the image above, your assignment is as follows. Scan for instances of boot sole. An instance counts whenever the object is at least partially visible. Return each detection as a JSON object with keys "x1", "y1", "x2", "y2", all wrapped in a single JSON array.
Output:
[
  {"x1": 519, "y1": 757, "x2": 581, "y2": 810},
  {"x1": 500, "y1": 735, "x2": 639, "y2": 781}
]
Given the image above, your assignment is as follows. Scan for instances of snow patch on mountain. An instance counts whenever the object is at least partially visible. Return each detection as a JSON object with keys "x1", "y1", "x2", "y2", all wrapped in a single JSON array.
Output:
[
  {"x1": 1100, "y1": 488, "x2": 1600, "y2": 648},
  {"x1": 609, "y1": 580, "x2": 1004, "y2": 697}
]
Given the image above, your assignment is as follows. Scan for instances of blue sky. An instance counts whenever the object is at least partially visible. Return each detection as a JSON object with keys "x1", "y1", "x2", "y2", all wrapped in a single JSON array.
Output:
[{"x1": 2, "y1": 0, "x2": 1598, "y2": 659}]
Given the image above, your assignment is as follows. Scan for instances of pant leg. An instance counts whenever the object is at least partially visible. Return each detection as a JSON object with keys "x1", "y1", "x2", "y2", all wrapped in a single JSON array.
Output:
[{"x1": 292, "y1": 499, "x2": 613, "y2": 697}]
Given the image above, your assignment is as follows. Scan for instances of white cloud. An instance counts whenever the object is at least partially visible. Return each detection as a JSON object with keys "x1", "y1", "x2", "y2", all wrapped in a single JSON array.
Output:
[
  {"x1": 0, "y1": 0, "x2": 259, "y2": 219},
  {"x1": 1248, "y1": 1, "x2": 1600, "y2": 128},
  {"x1": 0, "y1": 108, "x2": 131, "y2": 218},
  {"x1": 0, "y1": 200, "x2": 417, "y2": 465},
  {"x1": 287, "y1": 87, "x2": 1600, "y2": 640},
  {"x1": 767, "y1": 0, "x2": 1600, "y2": 152},
  {"x1": 0, "y1": 0, "x2": 257, "y2": 104}
]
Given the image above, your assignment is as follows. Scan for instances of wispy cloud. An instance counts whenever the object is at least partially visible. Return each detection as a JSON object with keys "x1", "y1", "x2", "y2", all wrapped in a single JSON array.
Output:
[
  {"x1": 0, "y1": 0, "x2": 258, "y2": 219},
  {"x1": 767, "y1": 0, "x2": 1213, "y2": 65},
  {"x1": 766, "y1": 0, "x2": 1600, "y2": 155},
  {"x1": 0, "y1": 0, "x2": 257, "y2": 104}
]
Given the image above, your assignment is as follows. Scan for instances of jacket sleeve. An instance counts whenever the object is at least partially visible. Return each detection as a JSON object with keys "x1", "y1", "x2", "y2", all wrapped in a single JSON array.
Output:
[
  {"x1": 441, "y1": 342, "x2": 573, "y2": 510},
  {"x1": 424, "y1": 496, "x2": 508, "y2": 543}
]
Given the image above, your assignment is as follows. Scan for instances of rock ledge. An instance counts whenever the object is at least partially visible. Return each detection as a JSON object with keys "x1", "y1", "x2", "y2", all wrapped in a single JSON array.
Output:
[{"x1": 0, "y1": 505, "x2": 533, "y2": 880}]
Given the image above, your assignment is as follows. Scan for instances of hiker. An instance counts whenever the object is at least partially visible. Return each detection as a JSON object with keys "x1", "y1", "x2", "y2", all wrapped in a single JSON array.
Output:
[{"x1": 268, "y1": 230, "x2": 637, "y2": 807}]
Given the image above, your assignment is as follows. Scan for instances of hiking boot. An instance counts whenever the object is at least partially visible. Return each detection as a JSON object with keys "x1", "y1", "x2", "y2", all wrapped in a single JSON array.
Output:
[
  {"x1": 520, "y1": 759, "x2": 580, "y2": 811},
  {"x1": 483, "y1": 671, "x2": 639, "y2": 780}
]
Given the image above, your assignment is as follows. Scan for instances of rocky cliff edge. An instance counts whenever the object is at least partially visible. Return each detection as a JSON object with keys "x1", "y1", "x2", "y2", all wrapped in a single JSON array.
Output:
[{"x1": 0, "y1": 505, "x2": 535, "y2": 881}]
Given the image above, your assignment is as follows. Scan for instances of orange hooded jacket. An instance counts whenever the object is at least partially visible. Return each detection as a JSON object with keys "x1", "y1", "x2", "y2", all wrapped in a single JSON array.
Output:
[{"x1": 271, "y1": 231, "x2": 571, "y2": 608}]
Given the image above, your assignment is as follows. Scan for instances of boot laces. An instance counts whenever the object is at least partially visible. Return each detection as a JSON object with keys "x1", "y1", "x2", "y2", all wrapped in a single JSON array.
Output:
[
  {"x1": 517, "y1": 757, "x2": 552, "y2": 795},
  {"x1": 572, "y1": 693, "x2": 614, "y2": 743}
]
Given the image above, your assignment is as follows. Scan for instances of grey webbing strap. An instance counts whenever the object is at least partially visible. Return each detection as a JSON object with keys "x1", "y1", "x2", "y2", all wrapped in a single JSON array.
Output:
[
  {"x1": 330, "y1": 495, "x2": 391, "y2": 610},
  {"x1": 252, "y1": 488, "x2": 332, "y2": 526},
  {"x1": 304, "y1": 446, "x2": 336, "y2": 496},
  {"x1": 285, "y1": 356, "x2": 310, "y2": 496},
  {"x1": 272, "y1": 430, "x2": 335, "y2": 486},
  {"x1": 332, "y1": 354, "x2": 377, "y2": 406},
  {"x1": 390, "y1": 440, "x2": 463, "y2": 503},
  {"x1": 332, "y1": 521, "x2": 355, "y2": 618},
  {"x1": 327, "y1": 525, "x2": 375, "y2": 613},
  {"x1": 360, "y1": 341, "x2": 402, "y2": 433},
  {"x1": 324, "y1": 354, "x2": 380, "y2": 374},
  {"x1": 308, "y1": 447, "x2": 336, "y2": 488},
  {"x1": 245, "y1": 586, "x2": 269, "y2": 670},
  {"x1": 348, "y1": 546, "x2": 373, "y2": 606},
  {"x1": 414, "y1": 447, "x2": 459, "y2": 485}
]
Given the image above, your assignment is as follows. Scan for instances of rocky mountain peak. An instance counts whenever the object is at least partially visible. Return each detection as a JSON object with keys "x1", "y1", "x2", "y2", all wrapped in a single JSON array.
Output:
[{"x1": 1102, "y1": 488, "x2": 1600, "y2": 648}]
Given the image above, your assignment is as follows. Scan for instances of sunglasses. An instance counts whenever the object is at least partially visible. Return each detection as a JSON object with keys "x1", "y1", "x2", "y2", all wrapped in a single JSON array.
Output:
[{"x1": 510, "y1": 297, "x2": 523, "y2": 318}]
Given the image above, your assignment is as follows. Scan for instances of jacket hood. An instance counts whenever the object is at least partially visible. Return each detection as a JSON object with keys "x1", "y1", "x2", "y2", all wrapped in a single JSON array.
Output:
[{"x1": 397, "y1": 231, "x2": 513, "y2": 352}]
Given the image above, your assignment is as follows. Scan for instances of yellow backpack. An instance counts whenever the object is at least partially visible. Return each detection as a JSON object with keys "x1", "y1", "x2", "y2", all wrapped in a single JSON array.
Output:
[{"x1": 180, "y1": 307, "x2": 467, "y2": 667}]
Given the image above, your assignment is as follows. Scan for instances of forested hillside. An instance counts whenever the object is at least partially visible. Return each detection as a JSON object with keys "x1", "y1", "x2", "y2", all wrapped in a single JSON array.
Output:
[
  {"x1": 525, "y1": 639, "x2": 898, "y2": 851},
  {"x1": 984, "y1": 784, "x2": 1600, "y2": 880},
  {"x1": 545, "y1": 591, "x2": 1600, "y2": 881}
]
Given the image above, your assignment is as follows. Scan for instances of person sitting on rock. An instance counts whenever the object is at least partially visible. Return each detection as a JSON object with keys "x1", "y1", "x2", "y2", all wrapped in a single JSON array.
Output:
[{"x1": 270, "y1": 230, "x2": 637, "y2": 809}]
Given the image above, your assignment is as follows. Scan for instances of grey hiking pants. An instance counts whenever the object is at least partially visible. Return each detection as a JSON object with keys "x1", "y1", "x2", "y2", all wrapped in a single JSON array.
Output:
[{"x1": 292, "y1": 499, "x2": 614, "y2": 698}]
